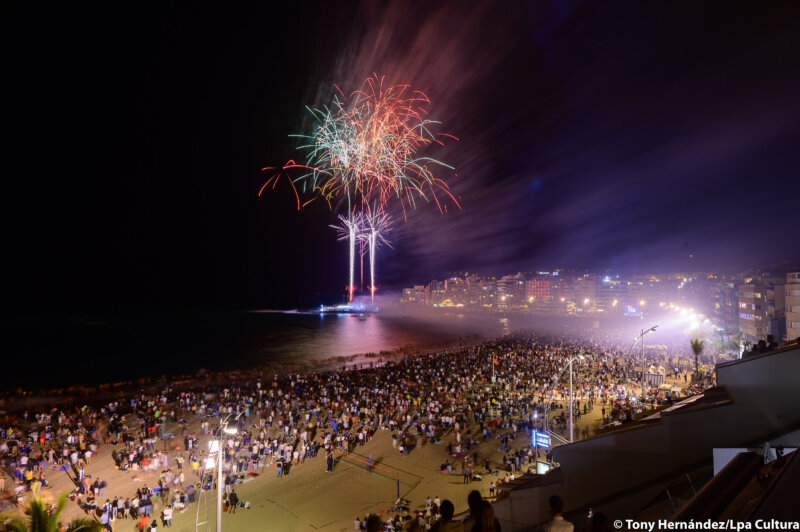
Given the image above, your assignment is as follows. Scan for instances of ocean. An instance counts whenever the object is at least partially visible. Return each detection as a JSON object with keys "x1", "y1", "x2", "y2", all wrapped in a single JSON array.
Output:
[{"x1": 5, "y1": 309, "x2": 517, "y2": 391}]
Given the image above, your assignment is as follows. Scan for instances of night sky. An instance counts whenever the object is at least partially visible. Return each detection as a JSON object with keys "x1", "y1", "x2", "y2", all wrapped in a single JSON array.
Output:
[{"x1": 7, "y1": 1, "x2": 800, "y2": 314}]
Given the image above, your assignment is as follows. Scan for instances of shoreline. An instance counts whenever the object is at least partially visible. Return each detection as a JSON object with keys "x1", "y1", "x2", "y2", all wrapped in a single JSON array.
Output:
[
  {"x1": 0, "y1": 327, "x2": 706, "y2": 530},
  {"x1": 0, "y1": 333, "x2": 490, "y2": 416},
  {"x1": 2, "y1": 334, "x2": 586, "y2": 531}
]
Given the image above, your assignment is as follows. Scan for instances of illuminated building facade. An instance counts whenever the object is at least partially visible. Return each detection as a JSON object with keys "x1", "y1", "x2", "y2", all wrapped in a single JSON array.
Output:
[
  {"x1": 738, "y1": 273, "x2": 786, "y2": 344},
  {"x1": 526, "y1": 272, "x2": 567, "y2": 312},
  {"x1": 498, "y1": 273, "x2": 527, "y2": 309},
  {"x1": 784, "y1": 271, "x2": 800, "y2": 341}
]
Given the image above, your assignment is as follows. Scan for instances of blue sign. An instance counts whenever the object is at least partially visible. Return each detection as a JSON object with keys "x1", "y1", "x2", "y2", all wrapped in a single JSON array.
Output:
[{"x1": 531, "y1": 430, "x2": 550, "y2": 448}]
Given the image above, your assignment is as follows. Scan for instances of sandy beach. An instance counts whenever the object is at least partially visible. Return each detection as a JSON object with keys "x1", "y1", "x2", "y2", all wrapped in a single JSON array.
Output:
[
  {"x1": 4, "y1": 334, "x2": 684, "y2": 531},
  {"x1": 2, "y1": 393, "x2": 605, "y2": 532}
]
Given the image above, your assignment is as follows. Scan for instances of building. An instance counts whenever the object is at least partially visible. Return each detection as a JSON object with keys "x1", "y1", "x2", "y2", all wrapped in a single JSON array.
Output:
[
  {"x1": 765, "y1": 284, "x2": 786, "y2": 341},
  {"x1": 465, "y1": 275, "x2": 481, "y2": 306},
  {"x1": 497, "y1": 274, "x2": 527, "y2": 309},
  {"x1": 596, "y1": 274, "x2": 625, "y2": 314},
  {"x1": 737, "y1": 272, "x2": 786, "y2": 345},
  {"x1": 400, "y1": 287, "x2": 413, "y2": 304},
  {"x1": 478, "y1": 278, "x2": 497, "y2": 308},
  {"x1": 429, "y1": 280, "x2": 446, "y2": 306},
  {"x1": 710, "y1": 277, "x2": 740, "y2": 334},
  {"x1": 570, "y1": 274, "x2": 596, "y2": 312},
  {"x1": 443, "y1": 277, "x2": 468, "y2": 306},
  {"x1": 786, "y1": 271, "x2": 800, "y2": 341},
  {"x1": 400, "y1": 285, "x2": 429, "y2": 305},
  {"x1": 738, "y1": 283, "x2": 766, "y2": 345},
  {"x1": 525, "y1": 272, "x2": 567, "y2": 312}
]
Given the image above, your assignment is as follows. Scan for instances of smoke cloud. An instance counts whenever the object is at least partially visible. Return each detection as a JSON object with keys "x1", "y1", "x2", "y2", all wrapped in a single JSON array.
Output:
[{"x1": 304, "y1": 2, "x2": 800, "y2": 286}]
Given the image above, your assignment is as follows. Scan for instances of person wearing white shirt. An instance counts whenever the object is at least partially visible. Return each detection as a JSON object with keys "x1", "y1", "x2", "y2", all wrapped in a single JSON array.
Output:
[{"x1": 542, "y1": 495, "x2": 573, "y2": 532}]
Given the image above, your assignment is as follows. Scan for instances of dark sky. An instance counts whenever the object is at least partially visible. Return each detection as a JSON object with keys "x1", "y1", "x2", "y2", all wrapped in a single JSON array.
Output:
[{"x1": 6, "y1": 1, "x2": 800, "y2": 314}]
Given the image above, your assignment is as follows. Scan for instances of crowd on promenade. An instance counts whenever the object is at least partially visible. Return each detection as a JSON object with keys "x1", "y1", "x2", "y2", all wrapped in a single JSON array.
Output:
[{"x1": 0, "y1": 330, "x2": 711, "y2": 530}]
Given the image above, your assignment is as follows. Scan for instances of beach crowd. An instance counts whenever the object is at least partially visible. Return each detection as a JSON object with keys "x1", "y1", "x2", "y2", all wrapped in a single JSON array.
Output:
[{"x1": 0, "y1": 330, "x2": 709, "y2": 530}]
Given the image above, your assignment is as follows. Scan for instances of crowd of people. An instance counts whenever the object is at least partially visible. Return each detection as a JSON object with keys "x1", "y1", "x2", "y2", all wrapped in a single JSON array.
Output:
[{"x1": 0, "y1": 330, "x2": 713, "y2": 530}]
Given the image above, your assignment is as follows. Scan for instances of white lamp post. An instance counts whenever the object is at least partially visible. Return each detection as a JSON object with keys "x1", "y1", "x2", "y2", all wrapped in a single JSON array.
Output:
[
  {"x1": 206, "y1": 417, "x2": 239, "y2": 532},
  {"x1": 543, "y1": 354, "x2": 584, "y2": 443},
  {"x1": 217, "y1": 425, "x2": 238, "y2": 531},
  {"x1": 568, "y1": 354, "x2": 584, "y2": 443},
  {"x1": 638, "y1": 325, "x2": 658, "y2": 404}
]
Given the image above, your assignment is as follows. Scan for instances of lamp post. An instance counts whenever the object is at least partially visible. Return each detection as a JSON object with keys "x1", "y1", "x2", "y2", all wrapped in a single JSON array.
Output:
[
  {"x1": 214, "y1": 438, "x2": 223, "y2": 532},
  {"x1": 543, "y1": 354, "x2": 584, "y2": 443},
  {"x1": 201, "y1": 443, "x2": 217, "y2": 532},
  {"x1": 568, "y1": 354, "x2": 584, "y2": 443},
  {"x1": 638, "y1": 325, "x2": 659, "y2": 405},
  {"x1": 205, "y1": 413, "x2": 240, "y2": 532},
  {"x1": 217, "y1": 425, "x2": 238, "y2": 531}
]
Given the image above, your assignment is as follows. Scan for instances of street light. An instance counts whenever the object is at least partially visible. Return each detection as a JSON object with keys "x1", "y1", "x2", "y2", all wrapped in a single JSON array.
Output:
[
  {"x1": 568, "y1": 354, "x2": 585, "y2": 442},
  {"x1": 638, "y1": 325, "x2": 659, "y2": 405},
  {"x1": 204, "y1": 414, "x2": 241, "y2": 532},
  {"x1": 216, "y1": 424, "x2": 238, "y2": 532},
  {"x1": 543, "y1": 353, "x2": 584, "y2": 442}
]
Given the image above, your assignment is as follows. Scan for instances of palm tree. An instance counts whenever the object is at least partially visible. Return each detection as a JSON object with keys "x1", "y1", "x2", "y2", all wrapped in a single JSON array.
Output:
[
  {"x1": 1, "y1": 492, "x2": 102, "y2": 532},
  {"x1": 690, "y1": 337, "x2": 705, "y2": 380}
]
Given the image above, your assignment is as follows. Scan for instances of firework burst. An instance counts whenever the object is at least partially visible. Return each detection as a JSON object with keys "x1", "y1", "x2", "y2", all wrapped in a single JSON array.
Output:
[
  {"x1": 261, "y1": 75, "x2": 458, "y2": 302},
  {"x1": 360, "y1": 209, "x2": 393, "y2": 302},
  {"x1": 330, "y1": 212, "x2": 364, "y2": 303},
  {"x1": 258, "y1": 159, "x2": 321, "y2": 211},
  {"x1": 294, "y1": 74, "x2": 459, "y2": 219}
]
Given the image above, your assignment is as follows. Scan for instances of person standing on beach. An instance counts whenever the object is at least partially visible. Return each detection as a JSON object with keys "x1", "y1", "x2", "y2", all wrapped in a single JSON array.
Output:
[{"x1": 228, "y1": 490, "x2": 238, "y2": 513}]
